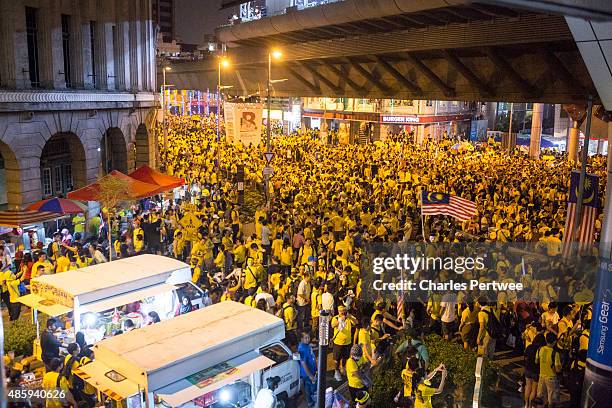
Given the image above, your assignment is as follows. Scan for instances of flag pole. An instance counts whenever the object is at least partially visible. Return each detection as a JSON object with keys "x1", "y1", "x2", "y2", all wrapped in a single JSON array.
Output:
[
  {"x1": 420, "y1": 192, "x2": 427, "y2": 242},
  {"x1": 571, "y1": 96, "x2": 593, "y2": 252}
]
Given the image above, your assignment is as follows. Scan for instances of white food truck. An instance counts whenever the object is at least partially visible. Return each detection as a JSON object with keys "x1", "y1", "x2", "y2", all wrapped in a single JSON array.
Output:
[
  {"x1": 74, "y1": 301, "x2": 301, "y2": 408},
  {"x1": 17, "y1": 255, "x2": 207, "y2": 347}
]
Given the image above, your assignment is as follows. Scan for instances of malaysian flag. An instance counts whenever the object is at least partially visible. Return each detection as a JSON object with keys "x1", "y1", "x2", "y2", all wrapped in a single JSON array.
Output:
[
  {"x1": 562, "y1": 171, "x2": 600, "y2": 256},
  {"x1": 421, "y1": 191, "x2": 477, "y2": 221}
]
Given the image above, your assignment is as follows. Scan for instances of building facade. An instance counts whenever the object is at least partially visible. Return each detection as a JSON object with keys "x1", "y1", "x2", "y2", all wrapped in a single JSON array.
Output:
[
  {"x1": 302, "y1": 97, "x2": 476, "y2": 143},
  {"x1": 152, "y1": 0, "x2": 173, "y2": 42},
  {"x1": 0, "y1": 0, "x2": 157, "y2": 209}
]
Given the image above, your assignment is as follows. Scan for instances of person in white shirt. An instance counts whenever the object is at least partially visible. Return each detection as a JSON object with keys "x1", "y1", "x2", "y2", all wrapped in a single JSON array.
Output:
[
  {"x1": 255, "y1": 283, "x2": 275, "y2": 311},
  {"x1": 296, "y1": 273, "x2": 312, "y2": 331},
  {"x1": 440, "y1": 292, "x2": 458, "y2": 341},
  {"x1": 321, "y1": 283, "x2": 335, "y2": 314}
]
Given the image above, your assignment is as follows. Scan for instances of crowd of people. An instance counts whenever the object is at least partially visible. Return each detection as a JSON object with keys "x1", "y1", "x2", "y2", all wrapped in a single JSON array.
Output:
[{"x1": 3, "y1": 113, "x2": 607, "y2": 408}]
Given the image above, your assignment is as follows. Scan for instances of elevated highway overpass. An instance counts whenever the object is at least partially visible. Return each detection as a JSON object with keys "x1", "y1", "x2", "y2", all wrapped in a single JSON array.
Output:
[{"x1": 162, "y1": 0, "x2": 612, "y2": 105}]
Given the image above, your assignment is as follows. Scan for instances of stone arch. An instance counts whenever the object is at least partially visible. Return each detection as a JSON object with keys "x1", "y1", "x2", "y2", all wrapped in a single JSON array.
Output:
[
  {"x1": 0, "y1": 140, "x2": 21, "y2": 209},
  {"x1": 40, "y1": 132, "x2": 87, "y2": 198},
  {"x1": 100, "y1": 127, "x2": 129, "y2": 174},
  {"x1": 135, "y1": 123, "x2": 153, "y2": 168}
]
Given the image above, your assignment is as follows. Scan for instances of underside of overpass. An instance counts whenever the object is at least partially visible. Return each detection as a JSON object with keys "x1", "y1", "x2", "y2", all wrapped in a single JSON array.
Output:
[{"x1": 162, "y1": 0, "x2": 610, "y2": 104}]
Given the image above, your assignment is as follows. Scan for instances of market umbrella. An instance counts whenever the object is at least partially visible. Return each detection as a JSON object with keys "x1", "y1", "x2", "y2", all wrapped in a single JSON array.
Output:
[
  {"x1": 67, "y1": 170, "x2": 162, "y2": 201},
  {"x1": 128, "y1": 165, "x2": 185, "y2": 191},
  {"x1": 0, "y1": 210, "x2": 61, "y2": 228},
  {"x1": 26, "y1": 197, "x2": 88, "y2": 215}
]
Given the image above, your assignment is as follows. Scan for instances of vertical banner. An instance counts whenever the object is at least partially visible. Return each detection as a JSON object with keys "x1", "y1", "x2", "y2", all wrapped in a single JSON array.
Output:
[{"x1": 224, "y1": 102, "x2": 263, "y2": 146}]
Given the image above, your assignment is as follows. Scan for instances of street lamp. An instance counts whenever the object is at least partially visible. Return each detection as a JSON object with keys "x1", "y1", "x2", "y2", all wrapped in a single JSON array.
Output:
[
  {"x1": 265, "y1": 49, "x2": 282, "y2": 204},
  {"x1": 161, "y1": 66, "x2": 171, "y2": 154},
  {"x1": 316, "y1": 310, "x2": 331, "y2": 408},
  {"x1": 217, "y1": 56, "x2": 230, "y2": 144}
]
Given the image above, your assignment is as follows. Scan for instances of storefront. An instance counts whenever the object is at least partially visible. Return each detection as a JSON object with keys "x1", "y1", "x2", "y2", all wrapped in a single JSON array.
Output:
[
  {"x1": 380, "y1": 113, "x2": 473, "y2": 142},
  {"x1": 303, "y1": 110, "x2": 381, "y2": 143}
]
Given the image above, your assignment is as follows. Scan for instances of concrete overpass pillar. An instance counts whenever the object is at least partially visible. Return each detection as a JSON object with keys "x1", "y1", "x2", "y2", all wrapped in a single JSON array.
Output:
[
  {"x1": 529, "y1": 103, "x2": 544, "y2": 158},
  {"x1": 583, "y1": 119, "x2": 612, "y2": 407},
  {"x1": 567, "y1": 120, "x2": 580, "y2": 163}
]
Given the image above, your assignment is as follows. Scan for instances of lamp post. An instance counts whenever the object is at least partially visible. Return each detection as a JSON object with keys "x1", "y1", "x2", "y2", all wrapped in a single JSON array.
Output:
[
  {"x1": 265, "y1": 49, "x2": 282, "y2": 205},
  {"x1": 161, "y1": 66, "x2": 171, "y2": 154},
  {"x1": 316, "y1": 310, "x2": 331, "y2": 408},
  {"x1": 217, "y1": 57, "x2": 230, "y2": 179}
]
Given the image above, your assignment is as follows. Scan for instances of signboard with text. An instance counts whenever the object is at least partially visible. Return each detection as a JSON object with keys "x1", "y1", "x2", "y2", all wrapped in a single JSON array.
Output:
[
  {"x1": 31, "y1": 281, "x2": 74, "y2": 308},
  {"x1": 224, "y1": 102, "x2": 263, "y2": 146}
]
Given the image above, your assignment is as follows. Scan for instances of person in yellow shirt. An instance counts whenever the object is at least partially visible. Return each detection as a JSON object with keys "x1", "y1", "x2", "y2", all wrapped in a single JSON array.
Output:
[
  {"x1": 356, "y1": 317, "x2": 377, "y2": 366},
  {"x1": 233, "y1": 238, "x2": 247, "y2": 267},
  {"x1": 535, "y1": 332, "x2": 561, "y2": 406},
  {"x1": 42, "y1": 358, "x2": 76, "y2": 408},
  {"x1": 332, "y1": 305, "x2": 358, "y2": 381},
  {"x1": 282, "y1": 294, "x2": 297, "y2": 346},
  {"x1": 32, "y1": 252, "x2": 54, "y2": 277},
  {"x1": 72, "y1": 213, "x2": 86, "y2": 236},
  {"x1": 414, "y1": 364, "x2": 448, "y2": 408},
  {"x1": 55, "y1": 250, "x2": 71, "y2": 273},
  {"x1": 310, "y1": 278, "x2": 322, "y2": 333},
  {"x1": 346, "y1": 344, "x2": 368, "y2": 402}
]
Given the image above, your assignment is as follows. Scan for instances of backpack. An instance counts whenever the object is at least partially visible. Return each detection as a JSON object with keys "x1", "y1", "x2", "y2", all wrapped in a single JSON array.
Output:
[
  {"x1": 63, "y1": 356, "x2": 85, "y2": 391},
  {"x1": 484, "y1": 309, "x2": 505, "y2": 340}
]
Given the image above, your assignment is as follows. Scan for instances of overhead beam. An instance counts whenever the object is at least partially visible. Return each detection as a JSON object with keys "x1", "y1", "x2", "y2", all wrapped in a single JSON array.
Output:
[
  {"x1": 485, "y1": 48, "x2": 539, "y2": 96},
  {"x1": 542, "y1": 50, "x2": 588, "y2": 96},
  {"x1": 403, "y1": 53, "x2": 456, "y2": 97},
  {"x1": 285, "y1": 66, "x2": 321, "y2": 94},
  {"x1": 323, "y1": 63, "x2": 365, "y2": 95},
  {"x1": 299, "y1": 62, "x2": 342, "y2": 94},
  {"x1": 346, "y1": 58, "x2": 391, "y2": 94},
  {"x1": 442, "y1": 50, "x2": 494, "y2": 96},
  {"x1": 374, "y1": 56, "x2": 422, "y2": 95}
]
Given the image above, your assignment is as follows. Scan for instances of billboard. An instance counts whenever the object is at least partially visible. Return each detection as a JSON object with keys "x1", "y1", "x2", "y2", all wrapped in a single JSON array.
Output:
[{"x1": 224, "y1": 102, "x2": 263, "y2": 146}]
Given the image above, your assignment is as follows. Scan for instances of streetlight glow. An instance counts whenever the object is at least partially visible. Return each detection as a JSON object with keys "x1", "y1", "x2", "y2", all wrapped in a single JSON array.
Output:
[
  {"x1": 220, "y1": 57, "x2": 230, "y2": 68},
  {"x1": 271, "y1": 49, "x2": 282, "y2": 60}
]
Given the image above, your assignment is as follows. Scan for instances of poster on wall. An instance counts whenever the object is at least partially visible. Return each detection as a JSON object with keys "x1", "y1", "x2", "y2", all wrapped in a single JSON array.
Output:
[
  {"x1": 469, "y1": 119, "x2": 488, "y2": 141},
  {"x1": 224, "y1": 102, "x2": 263, "y2": 146}
]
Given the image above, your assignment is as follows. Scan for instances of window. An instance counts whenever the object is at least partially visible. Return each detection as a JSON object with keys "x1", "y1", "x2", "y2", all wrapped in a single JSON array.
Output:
[
  {"x1": 63, "y1": 164, "x2": 73, "y2": 191},
  {"x1": 259, "y1": 344, "x2": 290, "y2": 367},
  {"x1": 42, "y1": 168, "x2": 52, "y2": 196},
  {"x1": 61, "y1": 15, "x2": 72, "y2": 88},
  {"x1": 89, "y1": 21, "x2": 97, "y2": 88},
  {"x1": 25, "y1": 7, "x2": 40, "y2": 88},
  {"x1": 53, "y1": 166, "x2": 62, "y2": 193}
]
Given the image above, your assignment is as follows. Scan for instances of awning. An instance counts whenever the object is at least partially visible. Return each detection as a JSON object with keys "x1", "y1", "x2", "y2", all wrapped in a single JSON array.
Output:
[
  {"x1": 80, "y1": 284, "x2": 177, "y2": 314},
  {"x1": 0, "y1": 210, "x2": 61, "y2": 227},
  {"x1": 73, "y1": 361, "x2": 141, "y2": 401},
  {"x1": 128, "y1": 165, "x2": 185, "y2": 192},
  {"x1": 17, "y1": 293, "x2": 72, "y2": 316},
  {"x1": 156, "y1": 353, "x2": 275, "y2": 407},
  {"x1": 67, "y1": 170, "x2": 162, "y2": 201}
]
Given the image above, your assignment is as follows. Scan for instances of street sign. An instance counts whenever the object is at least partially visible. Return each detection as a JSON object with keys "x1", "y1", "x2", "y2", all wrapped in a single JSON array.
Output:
[
  {"x1": 264, "y1": 152, "x2": 275, "y2": 164},
  {"x1": 263, "y1": 166, "x2": 274, "y2": 176}
]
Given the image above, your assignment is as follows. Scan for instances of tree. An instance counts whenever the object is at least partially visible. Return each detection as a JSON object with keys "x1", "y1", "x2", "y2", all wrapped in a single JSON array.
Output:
[{"x1": 96, "y1": 176, "x2": 132, "y2": 261}]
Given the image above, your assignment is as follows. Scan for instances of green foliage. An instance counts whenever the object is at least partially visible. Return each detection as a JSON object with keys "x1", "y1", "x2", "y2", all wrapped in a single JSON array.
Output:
[
  {"x1": 4, "y1": 318, "x2": 39, "y2": 357},
  {"x1": 241, "y1": 185, "x2": 266, "y2": 221},
  {"x1": 370, "y1": 332, "x2": 499, "y2": 406}
]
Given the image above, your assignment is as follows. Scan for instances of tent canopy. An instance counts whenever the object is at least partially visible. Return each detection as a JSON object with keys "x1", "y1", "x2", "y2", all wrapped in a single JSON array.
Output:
[
  {"x1": 128, "y1": 165, "x2": 184, "y2": 192},
  {"x1": 67, "y1": 170, "x2": 161, "y2": 201},
  {"x1": 0, "y1": 210, "x2": 61, "y2": 227}
]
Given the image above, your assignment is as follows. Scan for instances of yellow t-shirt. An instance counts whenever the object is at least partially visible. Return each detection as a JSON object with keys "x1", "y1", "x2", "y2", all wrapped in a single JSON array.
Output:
[
  {"x1": 243, "y1": 266, "x2": 261, "y2": 289},
  {"x1": 283, "y1": 303, "x2": 297, "y2": 330},
  {"x1": 358, "y1": 328, "x2": 372, "y2": 357},
  {"x1": 42, "y1": 372, "x2": 70, "y2": 408},
  {"x1": 401, "y1": 369, "x2": 414, "y2": 397},
  {"x1": 55, "y1": 256, "x2": 70, "y2": 273},
  {"x1": 536, "y1": 345, "x2": 561, "y2": 379},
  {"x1": 415, "y1": 383, "x2": 436, "y2": 408},
  {"x1": 332, "y1": 316, "x2": 353, "y2": 346},
  {"x1": 346, "y1": 357, "x2": 364, "y2": 388}
]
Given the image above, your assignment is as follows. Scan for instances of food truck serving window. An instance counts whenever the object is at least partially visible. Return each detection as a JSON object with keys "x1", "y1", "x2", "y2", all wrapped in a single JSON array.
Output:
[{"x1": 259, "y1": 344, "x2": 289, "y2": 367}]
